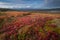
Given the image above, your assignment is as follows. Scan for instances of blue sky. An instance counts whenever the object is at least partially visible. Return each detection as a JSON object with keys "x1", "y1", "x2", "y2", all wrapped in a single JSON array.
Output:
[{"x1": 0, "y1": 0, "x2": 60, "y2": 9}]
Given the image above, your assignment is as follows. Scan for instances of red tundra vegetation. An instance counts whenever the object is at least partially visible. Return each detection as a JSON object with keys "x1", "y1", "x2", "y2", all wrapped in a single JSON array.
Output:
[{"x1": 0, "y1": 11, "x2": 60, "y2": 40}]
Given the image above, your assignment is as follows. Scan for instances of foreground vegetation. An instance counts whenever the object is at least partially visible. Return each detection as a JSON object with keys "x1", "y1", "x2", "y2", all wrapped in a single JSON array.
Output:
[{"x1": 0, "y1": 11, "x2": 60, "y2": 40}]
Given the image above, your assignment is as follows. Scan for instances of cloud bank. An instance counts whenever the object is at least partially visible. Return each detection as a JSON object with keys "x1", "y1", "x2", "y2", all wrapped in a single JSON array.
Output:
[
  {"x1": 0, "y1": 1, "x2": 44, "y2": 9},
  {"x1": 0, "y1": 2, "x2": 32, "y2": 8},
  {"x1": 0, "y1": 0, "x2": 60, "y2": 9},
  {"x1": 44, "y1": 0, "x2": 60, "y2": 8}
]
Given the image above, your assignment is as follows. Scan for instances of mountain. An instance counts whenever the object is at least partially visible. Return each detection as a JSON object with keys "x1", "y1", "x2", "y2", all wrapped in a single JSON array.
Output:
[
  {"x1": 0, "y1": 8, "x2": 16, "y2": 11},
  {"x1": 0, "y1": 8, "x2": 60, "y2": 11}
]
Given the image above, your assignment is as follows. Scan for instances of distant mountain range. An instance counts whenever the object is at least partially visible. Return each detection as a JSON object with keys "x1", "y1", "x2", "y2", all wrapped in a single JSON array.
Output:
[
  {"x1": 0, "y1": 8, "x2": 60, "y2": 11},
  {"x1": 0, "y1": 8, "x2": 16, "y2": 11}
]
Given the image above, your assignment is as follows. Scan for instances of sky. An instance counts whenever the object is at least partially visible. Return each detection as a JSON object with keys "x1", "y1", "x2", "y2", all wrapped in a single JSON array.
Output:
[{"x1": 0, "y1": 0, "x2": 60, "y2": 9}]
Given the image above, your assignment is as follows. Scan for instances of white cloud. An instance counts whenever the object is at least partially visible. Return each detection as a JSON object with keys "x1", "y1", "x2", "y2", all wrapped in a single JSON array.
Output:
[
  {"x1": 0, "y1": 2, "x2": 14, "y2": 8},
  {"x1": 0, "y1": 1, "x2": 47, "y2": 9},
  {"x1": 0, "y1": 2, "x2": 8, "y2": 4},
  {"x1": 0, "y1": 5, "x2": 14, "y2": 8},
  {"x1": 0, "y1": 2, "x2": 31, "y2": 8},
  {"x1": 26, "y1": 6, "x2": 31, "y2": 8}
]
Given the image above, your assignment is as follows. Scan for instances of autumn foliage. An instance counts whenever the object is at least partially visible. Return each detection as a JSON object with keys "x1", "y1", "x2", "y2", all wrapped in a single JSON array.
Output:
[{"x1": 0, "y1": 12, "x2": 60, "y2": 40}]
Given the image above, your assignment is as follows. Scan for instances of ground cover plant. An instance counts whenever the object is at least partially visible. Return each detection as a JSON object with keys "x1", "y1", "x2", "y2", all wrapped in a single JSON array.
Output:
[{"x1": 0, "y1": 11, "x2": 60, "y2": 40}]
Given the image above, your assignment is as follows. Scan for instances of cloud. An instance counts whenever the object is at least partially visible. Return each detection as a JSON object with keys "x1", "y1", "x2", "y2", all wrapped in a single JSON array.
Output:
[
  {"x1": 0, "y1": 0, "x2": 60, "y2": 9},
  {"x1": 0, "y1": 2, "x2": 32, "y2": 8},
  {"x1": 0, "y1": 1, "x2": 44, "y2": 9},
  {"x1": 42, "y1": 0, "x2": 60, "y2": 8},
  {"x1": 0, "y1": 0, "x2": 46, "y2": 9},
  {"x1": 26, "y1": 6, "x2": 31, "y2": 8},
  {"x1": 45, "y1": 0, "x2": 52, "y2": 3},
  {"x1": 0, "y1": 2, "x2": 13, "y2": 8}
]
